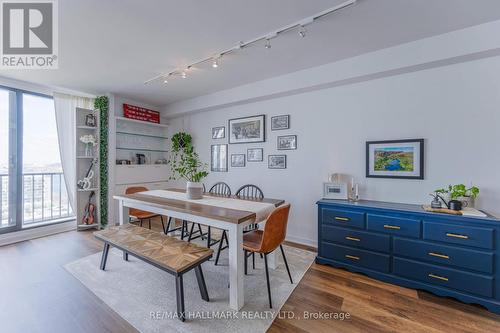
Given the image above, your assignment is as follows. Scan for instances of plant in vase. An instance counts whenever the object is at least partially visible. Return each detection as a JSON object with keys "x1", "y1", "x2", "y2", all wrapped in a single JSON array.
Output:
[
  {"x1": 80, "y1": 134, "x2": 97, "y2": 157},
  {"x1": 168, "y1": 132, "x2": 208, "y2": 199},
  {"x1": 435, "y1": 184, "x2": 480, "y2": 208}
]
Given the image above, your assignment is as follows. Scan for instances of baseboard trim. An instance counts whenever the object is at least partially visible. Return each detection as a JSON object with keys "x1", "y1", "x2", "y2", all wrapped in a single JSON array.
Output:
[
  {"x1": 0, "y1": 221, "x2": 76, "y2": 246},
  {"x1": 285, "y1": 234, "x2": 317, "y2": 249}
]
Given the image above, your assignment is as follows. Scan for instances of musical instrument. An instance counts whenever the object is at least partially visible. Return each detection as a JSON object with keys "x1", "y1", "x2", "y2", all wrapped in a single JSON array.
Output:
[
  {"x1": 77, "y1": 158, "x2": 97, "y2": 190},
  {"x1": 82, "y1": 191, "x2": 96, "y2": 225}
]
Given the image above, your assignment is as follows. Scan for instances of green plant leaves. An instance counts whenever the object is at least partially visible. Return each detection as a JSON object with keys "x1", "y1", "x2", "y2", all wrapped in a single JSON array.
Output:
[{"x1": 168, "y1": 132, "x2": 208, "y2": 183}]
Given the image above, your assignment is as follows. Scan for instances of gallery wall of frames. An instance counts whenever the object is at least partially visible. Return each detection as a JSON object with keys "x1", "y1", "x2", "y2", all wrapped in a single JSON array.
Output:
[{"x1": 210, "y1": 114, "x2": 297, "y2": 172}]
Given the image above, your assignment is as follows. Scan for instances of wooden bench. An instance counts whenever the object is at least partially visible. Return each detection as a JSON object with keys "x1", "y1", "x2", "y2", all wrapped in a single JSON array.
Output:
[{"x1": 94, "y1": 224, "x2": 213, "y2": 321}]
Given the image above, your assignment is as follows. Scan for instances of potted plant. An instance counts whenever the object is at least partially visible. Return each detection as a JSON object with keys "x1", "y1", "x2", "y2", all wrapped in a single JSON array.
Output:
[
  {"x1": 435, "y1": 184, "x2": 480, "y2": 208},
  {"x1": 168, "y1": 132, "x2": 208, "y2": 199}
]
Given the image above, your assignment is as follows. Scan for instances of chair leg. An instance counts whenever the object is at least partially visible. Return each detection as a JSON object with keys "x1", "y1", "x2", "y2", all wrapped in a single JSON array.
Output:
[
  {"x1": 252, "y1": 252, "x2": 255, "y2": 269},
  {"x1": 181, "y1": 221, "x2": 186, "y2": 240},
  {"x1": 280, "y1": 244, "x2": 293, "y2": 284},
  {"x1": 264, "y1": 253, "x2": 272, "y2": 308},
  {"x1": 194, "y1": 266, "x2": 209, "y2": 302},
  {"x1": 123, "y1": 251, "x2": 128, "y2": 261},
  {"x1": 187, "y1": 222, "x2": 195, "y2": 242},
  {"x1": 214, "y1": 231, "x2": 226, "y2": 266},
  {"x1": 140, "y1": 219, "x2": 143, "y2": 227},
  {"x1": 148, "y1": 219, "x2": 152, "y2": 230},
  {"x1": 207, "y1": 226, "x2": 211, "y2": 248},
  {"x1": 100, "y1": 243, "x2": 110, "y2": 270},
  {"x1": 197, "y1": 224, "x2": 205, "y2": 240},
  {"x1": 244, "y1": 250, "x2": 248, "y2": 275},
  {"x1": 160, "y1": 216, "x2": 165, "y2": 234},
  {"x1": 165, "y1": 217, "x2": 172, "y2": 234},
  {"x1": 175, "y1": 275, "x2": 185, "y2": 322}
]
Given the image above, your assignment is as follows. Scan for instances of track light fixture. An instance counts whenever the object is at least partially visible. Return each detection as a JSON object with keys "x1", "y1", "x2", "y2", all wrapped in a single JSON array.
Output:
[
  {"x1": 298, "y1": 25, "x2": 306, "y2": 38},
  {"x1": 163, "y1": 79, "x2": 168, "y2": 84},
  {"x1": 144, "y1": 0, "x2": 356, "y2": 85}
]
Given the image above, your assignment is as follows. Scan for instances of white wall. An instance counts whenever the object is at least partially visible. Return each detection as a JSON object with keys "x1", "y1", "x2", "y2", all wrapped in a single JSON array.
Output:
[{"x1": 166, "y1": 55, "x2": 500, "y2": 247}]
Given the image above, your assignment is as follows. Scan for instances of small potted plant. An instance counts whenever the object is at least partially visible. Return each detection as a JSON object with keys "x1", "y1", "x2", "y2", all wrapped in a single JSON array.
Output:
[
  {"x1": 168, "y1": 132, "x2": 208, "y2": 199},
  {"x1": 80, "y1": 134, "x2": 97, "y2": 156},
  {"x1": 435, "y1": 184, "x2": 480, "y2": 208}
]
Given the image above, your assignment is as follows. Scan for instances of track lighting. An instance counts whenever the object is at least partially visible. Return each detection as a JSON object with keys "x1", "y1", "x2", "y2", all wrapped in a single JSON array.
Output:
[
  {"x1": 144, "y1": 0, "x2": 356, "y2": 85},
  {"x1": 298, "y1": 25, "x2": 306, "y2": 38},
  {"x1": 163, "y1": 79, "x2": 168, "y2": 84}
]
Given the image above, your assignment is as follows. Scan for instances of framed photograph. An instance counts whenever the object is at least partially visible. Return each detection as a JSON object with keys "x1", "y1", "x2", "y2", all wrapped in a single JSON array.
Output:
[
  {"x1": 228, "y1": 115, "x2": 265, "y2": 144},
  {"x1": 366, "y1": 139, "x2": 424, "y2": 179},
  {"x1": 271, "y1": 115, "x2": 289, "y2": 130},
  {"x1": 212, "y1": 126, "x2": 225, "y2": 139},
  {"x1": 268, "y1": 155, "x2": 286, "y2": 169},
  {"x1": 231, "y1": 154, "x2": 246, "y2": 167},
  {"x1": 247, "y1": 148, "x2": 263, "y2": 162},
  {"x1": 277, "y1": 135, "x2": 297, "y2": 150},
  {"x1": 211, "y1": 144, "x2": 227, "y2": 172},
  {"x1": 323, "y1": 182, "x2": 348, "y2": 200},
  {"x1": 85, "y1": 113, "x2": 96, "y2": 127}
]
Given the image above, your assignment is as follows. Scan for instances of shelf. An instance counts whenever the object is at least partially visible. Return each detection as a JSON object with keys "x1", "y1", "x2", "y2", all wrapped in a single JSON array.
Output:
[
  {"x1": 77, "y1": 126, "x2": 98, "y2": 130},
  {"x1": 116, "y1": 131, "x2": 168, "y2": 139},
  {"x1": 77, "y1": 156, "x2": 96, "y2": 159},
  {"x1": 77, "y1": 223, "x2": 99, "y2": 230},
  {"x1": 116, "y1": 164, "x2": 168, "y2": 167},
  {"x1": 116, "y1": 116, "x2": 168, "y2": 128},
  {"x1": 116, "y1": 147, "x2": 168, "y2": 153},
  {"x1": 77, "y1": 188, "x2": 98, "y2": 192}
]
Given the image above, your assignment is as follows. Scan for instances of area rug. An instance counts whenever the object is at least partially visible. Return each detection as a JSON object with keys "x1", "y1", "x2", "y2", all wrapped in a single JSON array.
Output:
[{"x1": 65, "y1": 243, "x2": 315, "y2": 333}]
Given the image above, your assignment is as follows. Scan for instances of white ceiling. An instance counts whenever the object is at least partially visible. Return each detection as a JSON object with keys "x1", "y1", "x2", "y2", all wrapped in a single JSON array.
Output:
[{"x1": 2, "y1": 0, "x2": 500, "y2": 107}]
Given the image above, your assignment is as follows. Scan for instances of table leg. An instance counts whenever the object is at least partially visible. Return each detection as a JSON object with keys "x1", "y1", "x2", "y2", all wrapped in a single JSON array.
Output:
[
  {"x1": 118, "y1": 200, "x2": 129, "y2": 226},
  {"x1": 228, "y1": 224, "x2": 244, "y2": 310}
]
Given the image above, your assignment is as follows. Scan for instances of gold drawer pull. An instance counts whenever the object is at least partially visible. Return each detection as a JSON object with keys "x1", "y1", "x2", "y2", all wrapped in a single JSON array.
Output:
[
  {"x1": 335, "y1": 217, "x2": 350, "y2": 222},
  {"x1": 446, "y1": 233, "x2": 468, "y2": 239},
  {"x1": 428, "y1": 273, "x2": 449, "y2": 282},
  {"x1": 345, "y1": 255, "x2": 360, "y2": 260},
  {"x1": 383, "y1": 224, "x2": 401, "y2": 230},
  {"x1": 428, "y1": 252, "x2": 450, "y2": 259},
  {"x1": 345, "y1": 236, "x2": 360, "y2": 242}
]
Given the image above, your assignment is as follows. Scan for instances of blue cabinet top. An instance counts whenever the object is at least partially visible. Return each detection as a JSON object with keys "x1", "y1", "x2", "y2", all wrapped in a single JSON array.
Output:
[{"x1": 317, "y1": 199, "x2": 499, "y2": 224}]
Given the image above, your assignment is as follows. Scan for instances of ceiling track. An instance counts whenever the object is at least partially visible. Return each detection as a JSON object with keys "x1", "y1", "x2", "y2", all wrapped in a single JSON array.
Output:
[{"x1": 144, "y1": 0, "x2": 356, "y2": 85}]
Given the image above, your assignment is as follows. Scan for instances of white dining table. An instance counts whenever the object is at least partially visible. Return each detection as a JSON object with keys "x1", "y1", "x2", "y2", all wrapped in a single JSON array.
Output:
[{"x1": 113, "y1": 188, "x2": 285, "y2": 310}]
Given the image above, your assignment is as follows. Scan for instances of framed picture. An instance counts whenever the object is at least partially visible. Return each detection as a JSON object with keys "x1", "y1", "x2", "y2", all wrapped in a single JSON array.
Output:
[
  {"x1": 323, "y1": 182, "x2": 348, "y2": 200},
  {"x1": 85, "y1": 113, "x2": 96, "y2": 127},
  {"x1": 212, "y1": 126, "x2": 225, "y2": 139},
  {"x1": 211, "y1": 144, "x2": 227, "y2": 172},
  {"x1": 366, "y1": 139, "x2": 424, "y2": 179},
  {"x1": 228, "y1": 115, "x2": 265, "y2": 144},
  {"x1": 231, "y1": 154, "x2": 246, "y2": 167},
  {"x1": 277, "y1": 135, "x2": 297, "y2": 150},
  {"x1": 271, "y1": 115, "x2": 289, "y2": 130},
  {"x1": 268, "y1": 155, "x2": 286, "y2": 169},
  {"x1": 247, "y1": 148, "x2": 263, "y2": 162}
]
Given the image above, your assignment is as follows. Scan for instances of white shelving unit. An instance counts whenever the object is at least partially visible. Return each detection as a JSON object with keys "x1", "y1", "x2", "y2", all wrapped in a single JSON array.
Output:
[{"x1": 75, "y1": 107, "x2": 101, "y2": 231}]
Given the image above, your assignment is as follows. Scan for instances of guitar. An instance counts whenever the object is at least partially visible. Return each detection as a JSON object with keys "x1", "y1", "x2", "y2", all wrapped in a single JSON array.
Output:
[
  {"x1": 77, "y1": 158, "x2": 97, "y2": 190},
  {"x1": 82, "y1": 191, "x2": 96, "y2": 225}
]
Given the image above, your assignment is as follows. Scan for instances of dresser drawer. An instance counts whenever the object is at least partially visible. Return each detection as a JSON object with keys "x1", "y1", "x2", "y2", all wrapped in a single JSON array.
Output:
[
  {"x1": 393, "y1": 257, "x2": 493, "y2": 298},
  {"x1": 423, "y1": 222, "x2": 494, "y2": 250},
  {"x1": 322, "y1": 242, "x2": 390, "y2": 272},
  {"x1": 322, "y1": 208, "x2": 365, "y2": 229},
  {"x1": 367, "y1": 214, "x2": 421, "y2": 238},
  {"x1": 322, "y1": 225, "x2": 390, "y2": 253},
  {"x1": 393, "y1": 238, "x2": 493, "y2": 274}
]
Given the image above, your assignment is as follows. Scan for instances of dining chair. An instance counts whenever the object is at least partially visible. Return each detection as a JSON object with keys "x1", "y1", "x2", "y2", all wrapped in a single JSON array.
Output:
[
  {"x1": 125, "y1": 186, "x2": 164, "y2": 230},
  {"x1": 243, "y1": 204, "x2": 293, "y2": 308},
  {"x1": 215, "y1": 184, "x2": 264, "y2": 266}
]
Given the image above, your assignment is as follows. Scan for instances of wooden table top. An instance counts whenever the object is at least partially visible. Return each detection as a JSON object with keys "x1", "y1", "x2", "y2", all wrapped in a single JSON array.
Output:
[
  {"x1": 94, "y1": 224, "x2": 213, "y2": 273},
  {"x1": 114, "y1": 188, "x2": 284, "y2": 224}
]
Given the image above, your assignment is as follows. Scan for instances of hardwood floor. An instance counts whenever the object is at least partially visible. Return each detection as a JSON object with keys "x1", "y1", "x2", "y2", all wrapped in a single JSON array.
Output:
[{"x1": 0, "y1": 219, "x2": 498, "y2": 333}]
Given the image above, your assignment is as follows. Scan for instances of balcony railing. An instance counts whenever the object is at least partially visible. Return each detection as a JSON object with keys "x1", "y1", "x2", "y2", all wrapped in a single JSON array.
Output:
[{"x1": 0, "y1": 172, "x2": 73, "y2": 227}]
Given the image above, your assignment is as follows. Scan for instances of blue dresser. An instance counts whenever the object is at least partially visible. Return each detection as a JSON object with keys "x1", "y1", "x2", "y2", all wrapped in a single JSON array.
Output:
[{"x1": 316, "y1": 199, "x2": 500, "y2": 313}]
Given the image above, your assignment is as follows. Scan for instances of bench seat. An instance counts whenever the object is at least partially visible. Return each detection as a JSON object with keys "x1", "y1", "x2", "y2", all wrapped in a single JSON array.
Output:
[{"x1": 94, "y1": 224, "x2": 213, "y2": 321}]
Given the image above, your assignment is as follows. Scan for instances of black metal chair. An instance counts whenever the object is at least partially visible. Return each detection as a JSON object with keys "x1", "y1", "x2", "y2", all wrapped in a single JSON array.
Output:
[{"x1": 215, "y1": 184, "x2": 264, "y2": 266}]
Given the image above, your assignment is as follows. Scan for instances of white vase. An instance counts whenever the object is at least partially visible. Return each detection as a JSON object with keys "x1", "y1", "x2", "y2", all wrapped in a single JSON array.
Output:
[
  {"x1": 85, "y1": 144, "x2": 93, "y2": 157},
  {"x1": 186, "y1": 181, "x2": 203, "y2": 200}
]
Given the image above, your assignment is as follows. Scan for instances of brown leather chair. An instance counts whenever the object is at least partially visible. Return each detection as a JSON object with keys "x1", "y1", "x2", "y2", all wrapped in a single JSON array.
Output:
[
  {"x1": 125, "y1": 186, "x2": 164, "y2": 230},
  {"x1": 243, "y1": 204, "x2": 293, "y2": 308}
]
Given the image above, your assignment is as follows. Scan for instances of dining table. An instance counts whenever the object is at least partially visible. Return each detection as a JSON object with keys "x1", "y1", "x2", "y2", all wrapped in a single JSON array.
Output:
[{"x1": 113, "y1": 188, "x2": 285, "y2": 310}]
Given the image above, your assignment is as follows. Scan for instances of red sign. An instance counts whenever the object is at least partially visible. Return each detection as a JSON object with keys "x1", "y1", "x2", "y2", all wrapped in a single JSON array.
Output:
[{"x1": 123, "y1": 104, "x2": 160, "y2": 124}]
